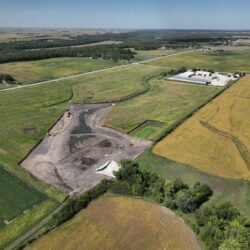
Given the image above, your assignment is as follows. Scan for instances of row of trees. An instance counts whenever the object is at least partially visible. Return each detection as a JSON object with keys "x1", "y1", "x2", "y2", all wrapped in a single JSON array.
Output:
[
  {"x1": 163, "y1": 67, "x2": 187, "y2": 76},
  {"x1": 112, "y1": 160, "x2": 212, "y2": 213},
  {"x1": 0, "y1": 45, "x2": 135, "y2": 63}
]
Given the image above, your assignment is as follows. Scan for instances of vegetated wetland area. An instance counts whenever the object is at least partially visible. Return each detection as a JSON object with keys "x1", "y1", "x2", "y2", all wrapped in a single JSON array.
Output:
[{"x1": 1, "y1": 28, "x2": 250, "y2": 250}]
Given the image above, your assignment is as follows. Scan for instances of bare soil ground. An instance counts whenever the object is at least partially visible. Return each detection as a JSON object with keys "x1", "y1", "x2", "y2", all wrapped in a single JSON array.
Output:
[{"x1": 22, "y1": 104, "x2": 152, "y2": 194}]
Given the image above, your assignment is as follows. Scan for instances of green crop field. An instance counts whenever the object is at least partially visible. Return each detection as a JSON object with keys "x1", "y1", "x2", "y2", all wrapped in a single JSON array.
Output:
[
  {"x1": 26, "y1": 196, "x2": 200, "y2": 250},
  {"x1": 146, "y1": 50, "x2": 250, "y2": 72},
  {"x1": 0, "y1": 167, "x2": 47, "y2": 228},
  {"x1": 137, "y1": 151, "x2": 250, "y2": 217},
  {"x1": 105, "y1": 78, "x2": 221, "y2": 140},
  {"x1": 0, "y1": 57, "x2": 117, "y2": 84}
]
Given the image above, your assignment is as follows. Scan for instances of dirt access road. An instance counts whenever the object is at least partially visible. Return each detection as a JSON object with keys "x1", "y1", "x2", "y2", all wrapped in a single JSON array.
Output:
[{"x1": 22, "y1": 104, "x2": 152, "y2": 195}]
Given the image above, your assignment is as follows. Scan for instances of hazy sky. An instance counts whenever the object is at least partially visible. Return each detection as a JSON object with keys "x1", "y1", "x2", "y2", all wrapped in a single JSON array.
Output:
[{"x1": 0, "y1": 0, "x2": 250, "y2": 29}]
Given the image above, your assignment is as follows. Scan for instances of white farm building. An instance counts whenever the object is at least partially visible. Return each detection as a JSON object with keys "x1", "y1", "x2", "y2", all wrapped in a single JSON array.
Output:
[{"x1": 169, "y1": 70, "x2": 239, "y2": 87}]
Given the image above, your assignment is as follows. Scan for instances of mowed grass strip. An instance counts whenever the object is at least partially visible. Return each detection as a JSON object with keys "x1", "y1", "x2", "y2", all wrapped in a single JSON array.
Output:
[
  {"x1": 105, "y1": 78, "x2": 221, "y2": 140},
  {"x1": 154, "y1": 76, "x2": 250, "y2": 180},
  {"x1": 0, "y1": 57, "x2": 117, "y2": 84},
  {"x1": 26, "y1": 196, "x2": 200, "y2": 250},
  {"x1": 146, "y1": 50, "x2": 250, "y2": 72}
]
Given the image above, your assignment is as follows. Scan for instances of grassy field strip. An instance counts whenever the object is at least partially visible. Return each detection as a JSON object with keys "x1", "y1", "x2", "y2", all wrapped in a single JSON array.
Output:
[
  {"x1": 0, "y1": 50, "x2": 194, "y2": 93},
  {"x1": 154, "y1": 76, "x2": 250, "y2": 180}
]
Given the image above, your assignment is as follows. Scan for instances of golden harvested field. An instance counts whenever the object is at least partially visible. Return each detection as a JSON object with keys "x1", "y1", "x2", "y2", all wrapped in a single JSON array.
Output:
[
  {"x1": 27, "y1": 196, "x2": 200, "y2": 250},
  {"x1": 154, "y1": 76, "x2": 250, "y2": 180}
]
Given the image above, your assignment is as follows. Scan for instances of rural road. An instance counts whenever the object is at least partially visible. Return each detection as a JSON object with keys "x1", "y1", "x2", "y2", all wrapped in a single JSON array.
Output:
[{"x1": 0, "y1": 50, "x2": 194, "y2": 93}]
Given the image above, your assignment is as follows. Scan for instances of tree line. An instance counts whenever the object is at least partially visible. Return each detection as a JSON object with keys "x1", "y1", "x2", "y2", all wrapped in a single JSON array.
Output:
[{"x1": 0, "y1": 45, "x2": 135, "y2": 63}]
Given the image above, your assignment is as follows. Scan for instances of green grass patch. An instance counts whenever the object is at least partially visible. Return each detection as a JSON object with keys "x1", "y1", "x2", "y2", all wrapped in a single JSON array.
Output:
[
  {"x1": 130, "y1": 120, "x2": 164, "y2": 140},
  {"x1": 133, "y1": 126, "x2": 158, "y2": 139},
  {"x1": 0, "y1": 167, "x2": 47, "y2": 227},
  {"x1": 71, "y1": 64, "x2": 166, "y2": 103},
  {"x1": 0, "y1": 57, "x2": 117, "y2": 84},
  {"x1": 146, "y1": 50, "x2": 250, "y2": 72},
  {"x1": 137, "y1": 151, "x2": 250, "y2": 217}
]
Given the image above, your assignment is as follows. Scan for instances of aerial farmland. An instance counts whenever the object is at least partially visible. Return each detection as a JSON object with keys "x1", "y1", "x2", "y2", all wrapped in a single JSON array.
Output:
[{"x1": 0, "y1": 26, "x2": 250, "y2": 250}]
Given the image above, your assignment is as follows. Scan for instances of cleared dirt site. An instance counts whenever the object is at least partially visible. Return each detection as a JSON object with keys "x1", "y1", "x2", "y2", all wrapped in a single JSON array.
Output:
[{"x1": 22, "y1": 104, "x2": 152, "y2": 194}]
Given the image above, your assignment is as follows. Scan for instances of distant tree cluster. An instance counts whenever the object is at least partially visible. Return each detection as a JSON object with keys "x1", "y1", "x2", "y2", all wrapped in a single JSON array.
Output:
[
  {"x1": 0, "y1": 33, "x2": 131, "y2": 50},
  {"x1": 192, "y1": 68, "x2": 214, "y2": 73},
  {"x1": 163, "y1": 67, "x2": 187, "y2": 76},
  {"x1": 0, "y1": 45, "x2": 135, "y2": 63}
]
